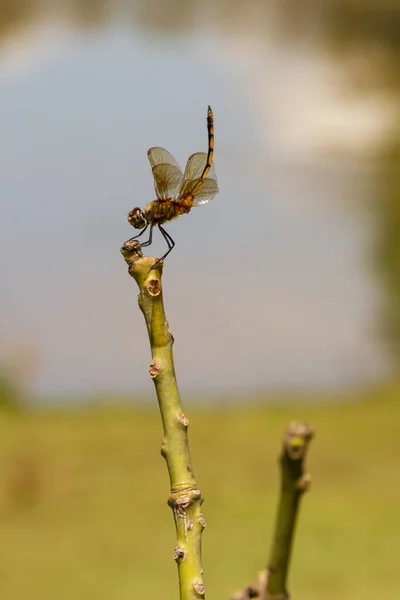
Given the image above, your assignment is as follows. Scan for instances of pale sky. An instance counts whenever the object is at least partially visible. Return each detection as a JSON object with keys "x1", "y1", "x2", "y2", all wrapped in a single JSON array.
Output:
[{"x1": 0, "y1": 16, "x2": 391, "y2": 398}]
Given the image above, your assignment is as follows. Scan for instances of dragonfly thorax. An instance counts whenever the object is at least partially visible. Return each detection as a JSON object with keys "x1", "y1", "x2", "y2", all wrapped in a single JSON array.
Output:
[{"x1": 127, "y1": 207, "x2": 148, "y2": 230}]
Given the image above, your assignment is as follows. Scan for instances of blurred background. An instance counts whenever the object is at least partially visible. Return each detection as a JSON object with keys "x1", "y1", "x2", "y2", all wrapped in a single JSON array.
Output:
[{"x1": 0, "y1": 1, "x2": 399, "y2": 598}]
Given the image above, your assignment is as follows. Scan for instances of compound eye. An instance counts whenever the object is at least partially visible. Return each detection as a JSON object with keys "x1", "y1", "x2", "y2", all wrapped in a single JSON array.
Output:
[
  {"x1": 127, "y1": 207, "x2": 147, "y2": 229},
  {"x1": 128, "y1": 207, "x2": 140, "y2": 219}
]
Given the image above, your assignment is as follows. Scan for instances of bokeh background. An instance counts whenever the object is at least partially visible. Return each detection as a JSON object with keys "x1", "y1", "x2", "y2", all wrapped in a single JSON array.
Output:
[{"x1": 0, "y1": 1, "x2": 399, "y2": 598}]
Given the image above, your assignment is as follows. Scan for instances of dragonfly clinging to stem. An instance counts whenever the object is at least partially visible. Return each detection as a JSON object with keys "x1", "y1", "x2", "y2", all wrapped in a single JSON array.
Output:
[{"x1": 127, "y1": 106, "x2": 218, "y2": 264}]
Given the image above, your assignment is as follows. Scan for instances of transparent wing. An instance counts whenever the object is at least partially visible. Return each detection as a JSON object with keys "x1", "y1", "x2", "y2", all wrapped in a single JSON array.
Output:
[
  {"x1": 182, "y1": 152, "x2": 217, "y2": 183},
  {"x1": 148, "y1": 147, "x2": 182, "y2": 172},
  {"x1": 182, "y1": 178, "x2": 219, "y2": 206},
  {"x1": 152, "y1": 163, "x2": 184, "y2": 200}
]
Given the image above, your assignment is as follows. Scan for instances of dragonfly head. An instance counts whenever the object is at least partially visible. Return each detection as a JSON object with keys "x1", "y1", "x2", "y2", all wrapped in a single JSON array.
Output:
[{"x1": 128, "y1": 207, "x2": 147, "y2": 230}]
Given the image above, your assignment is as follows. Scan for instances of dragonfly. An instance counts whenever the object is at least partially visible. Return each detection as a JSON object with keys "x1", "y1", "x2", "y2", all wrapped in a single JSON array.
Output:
[{"x1": 127, "y1": 106, "x2": 218, "y2": 264}]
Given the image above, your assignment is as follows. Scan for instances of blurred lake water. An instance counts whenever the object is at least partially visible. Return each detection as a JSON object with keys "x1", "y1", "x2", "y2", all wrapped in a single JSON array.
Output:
[{"x1": 0, "y1": 0, "x2": 398, "y2": 398}]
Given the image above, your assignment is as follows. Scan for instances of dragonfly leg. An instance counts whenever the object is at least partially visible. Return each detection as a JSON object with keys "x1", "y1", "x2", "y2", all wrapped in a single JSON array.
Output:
[
  {"x1": 158, "y1": 225, "x2": 175, "y2": 259},
  {"x1": 129, "y1": 225, "x2": 154, "y2": 250},
  {"x1": 151, "y1": 225, "x2": 175, "y2": 269},
  {"x1": 139, "y1": 225, "x2": 154, "y2": 248},
  {"x1": 129, "y1": 224, "x2": 148, "y2": 242}
]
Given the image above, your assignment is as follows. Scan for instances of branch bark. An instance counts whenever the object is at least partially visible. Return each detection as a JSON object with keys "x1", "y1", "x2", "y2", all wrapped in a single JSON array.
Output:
[
  {"x1": 121, "y1": 240, "x2": 206, "y2": 600},
  {"x1": 266, "y1": 421, "x2": 313, "y2": 600},
  {"x1": 230, "y1": 422, "x2": 314, "y2": 600}
]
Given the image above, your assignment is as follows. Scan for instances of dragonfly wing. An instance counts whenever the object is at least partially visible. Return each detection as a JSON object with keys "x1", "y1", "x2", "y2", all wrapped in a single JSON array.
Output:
[
  {"x1": 148, "y1": 147, "x2": 182, "y2": 171},
  {"x1": 179, "y1": 152, "x2": 218, "y2": 198},
  {"x1": 183, "y1": 178, "x2": 219, "y2": 206},
  {"x1": 152, "y1": 163, "x2": 184, "y2": 200},
  {"x1": 182, "y1": 152, "x2": 216, "y2": 182}
]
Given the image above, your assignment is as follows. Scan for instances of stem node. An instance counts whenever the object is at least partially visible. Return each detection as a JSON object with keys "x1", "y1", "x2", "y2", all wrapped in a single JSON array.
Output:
[
  {"x1": 174, "y1": 547, "x2": 186, "y2": 562},
  {"x1": 177, "y1": 412, "x2": 190, "y2": 428},
  {"x1": 149, "y1": 360, "x2": 160, "y2": 378},
  {"x1": 193, "y1": 582, "x2": 206, "y2": 597}
]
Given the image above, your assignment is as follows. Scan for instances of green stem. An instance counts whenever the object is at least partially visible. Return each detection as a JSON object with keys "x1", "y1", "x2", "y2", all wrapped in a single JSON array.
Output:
[
  {"x1": 121, "y1": 240, "x2": 206, "y2": 600},
  {"x1": 266, "y1": 422, "x2": 314, "y2": 600}
]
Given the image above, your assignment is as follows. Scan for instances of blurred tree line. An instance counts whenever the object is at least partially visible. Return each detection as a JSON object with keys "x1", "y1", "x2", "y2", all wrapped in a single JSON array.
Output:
[
  {"x1": 1, "y1": 0, "x2": 399, "y2": 376},
  {"x1": 322, "y1": 2, "x2": 400, "y2": 372},
  {"x1": 374, "y1": 140, "x2": 400, "y2": 367}
]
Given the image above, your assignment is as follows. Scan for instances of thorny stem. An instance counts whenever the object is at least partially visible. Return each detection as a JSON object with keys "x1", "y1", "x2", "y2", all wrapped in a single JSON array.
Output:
[
  {"x1": 266, "y1": 422, "x2": 314, "y2": 600},
  {"x1": 121, "y1": 240, "x2": 206, "y2": 600}
]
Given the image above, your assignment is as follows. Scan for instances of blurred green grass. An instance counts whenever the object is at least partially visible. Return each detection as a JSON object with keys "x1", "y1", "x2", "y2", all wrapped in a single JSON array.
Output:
[{"x1": 0, "y1": 389, "x2": 399, "y2": 599}]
